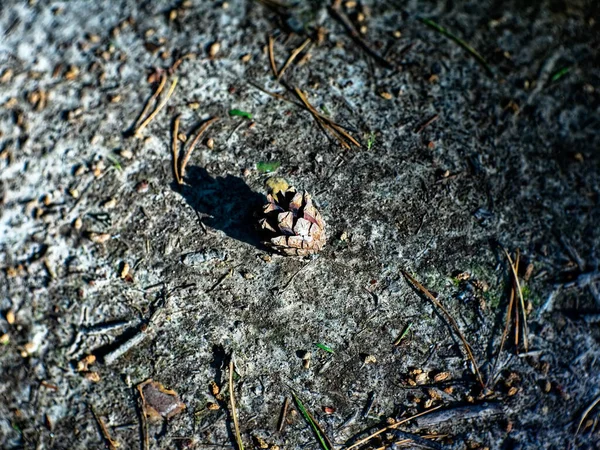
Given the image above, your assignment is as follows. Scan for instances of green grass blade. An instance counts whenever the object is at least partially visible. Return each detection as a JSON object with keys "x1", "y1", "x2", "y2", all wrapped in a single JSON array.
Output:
[
  {"x1": 551, "y1": 67, "x2": 571, "y2": 82},
  {"x1": 229, "y1": 109, "x2": 253, "y2": 119},
  {"x1": 292, "y1": 392, "x2": 331, "y2": 450},
  {"x1": 418, "y1": 17, "x2": 494, "y2": 78},
  {"x1": 314, "y1": 343, "x2": 334, "y2": 354}
]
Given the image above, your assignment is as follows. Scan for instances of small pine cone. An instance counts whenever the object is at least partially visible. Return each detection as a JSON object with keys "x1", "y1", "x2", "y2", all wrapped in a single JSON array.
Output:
[{"x1": 258, "y1": 187, "x2": 326, "y2": 256}]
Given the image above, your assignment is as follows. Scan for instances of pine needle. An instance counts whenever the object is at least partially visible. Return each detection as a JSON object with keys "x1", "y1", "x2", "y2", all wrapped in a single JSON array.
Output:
[
  {"x1": 292, "y1": 392, "x2": 333, "y2": 450},
  {"x1": 418, "y1": 17, "x2": 494, "y2": 78},
  {"x1": 278, "y1": 38, "x2": 311, "y2": 80},
  {"x1": 268, "y1": 35, "x2": 278, "y2": 78},
  {"x1": 345, "y1": 405, "x2": 442, "y2": 450},
  {"x1": 401, "y1": 270, "x2": 485, "y2": 387},
  {"x1": 135, "y1": 73, "x2": 167, "y2": 129},
  {"x1": 179, "y1": 117, "x2": 218, "y2": 183},
  {"x1": 229, "y1": 360, "x2": 244, "y2": 450},
  {"x1": 576, "y1": 394, "x2": 600, "y2": 435},
  {"x1": 135, "y1": 76, "x2": 179, "y2": 137},
  {"x1": 502, "y1": 249, "x2": 529, "y2": 352},
  {"x1": 172, "y1": 114, "x2": 181, "y2": 184}
]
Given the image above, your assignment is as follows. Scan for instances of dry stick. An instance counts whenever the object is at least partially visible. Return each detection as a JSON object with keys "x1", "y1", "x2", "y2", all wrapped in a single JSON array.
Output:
[
  {"x1": 172, "y1": 114, "x2": 181, "y2": 184},
  {"x1": 135, "y1": 73, "x2": 167, "y2": 129},
  {"x1": 136, "y1": 385, "x2": 150, "y2": 450},
  {"x1": 248, "y1": 81, "x2": 358, "y2": 134},
  {"x1": 90, "y1": 404, "x2": 120, "y2": 450},
  {"x1": 401, "y1": 270, "x2": 485, "y2": 388},
  {"x1": 179, "y1": 117, "x2": 218, "y2": 183},
  {"x1": 278, "y1": 397, "x2": 290, "y2": 432},
  {"x1": 277, "y1": 38, "x2": 311, "y2": 80},
  {"x1": 576, "y1": 394, "x2": 600, "y2": 435},
  {"x1": 415, "y1": 114, "x2": 439, "y2": 133},
  {"x1": 345, "y1": 405, "x2": 442, "y2": 450},
  {"x1": 513, "y1": 253, "x2": 521, "y2": 351},
  {"x1": 135, "y1": 76, "x2": 179, "y2": 137},
  {"x1": 268, "y1": 35, "x2": 278, "y2": 78},
  {"x1": 294, "y1": 87, "x2": 355, "y2": 149},
  {"x1": 328, "y1": 0, "x2": 393, "y2": 69},
  {"x1": 294, "y1": 86, "x2": 347, "y2": 148},
  {"x1": 374, "y1": 434, "x2": 446, "y2": 450},
  {"x1": 502, "y1": 248, "x2": 529, "y2": 352},
  {"x1": 489, "y1": 268, "x2": 516, "y2": 386},
  {"x1": 229, "y1": 360, "x2": 244, "y2": 450}
]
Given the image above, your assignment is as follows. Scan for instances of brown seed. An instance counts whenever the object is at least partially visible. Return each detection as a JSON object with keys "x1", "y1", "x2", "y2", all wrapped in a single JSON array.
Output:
[
  {"x1": 363, "y1": 354, "x2": 377, "y2": 365},
  {"x1": 208, "y1": 42, "x2": 220, "y2": 59},
  {"x1": 443, "y1": 386, "x2": 454, "y2": 394},
  {"x1": 23, "y1": 341, "x2": 36, "y2": 355},
  {"x1": 206, "y1": 137, "x2": 214, "y2": 149},
  {"x1": 120, "y1": 262, "x2": 130, "y2": 279},
  {"x1": 507, "y1": 387, "x2": 518, "y2": 396},
  {"x1": 241, "y1": 53, "x2": 251, "y2": 63},
  {"x1": 433, "y1": 371, "x2": 451, "y2": 382},
  {"x1": 379, "y1": 91, "x2": 392, "y2": 100},
  {"x1": 393, "y1": 30, "x2": 402, "y2": 38},
  {"x1": 0, "y1": 333, "x2": 9, "y2": 345},
  {"x1": 5, "y1": 310, "x2": 15, "y2": 325},
  {"x1": 254, "y1": 436, "x2": 269, "y2": 449},
  {"x1": 102, "y1": 198, "x2": 117, "y2": 209},
  {"x1": 64, "y1": 65, "x2": 79, "y2": 80},
  {"x1": 322, "y1": 406, "x2": 336, "y2": 414},
  {"x1": 84, "y1": 372, "x2": 101, "y2": 382},
  {"x1": 73, "y1": 217, "x2": 83, "y2": 230},
  {"x1": 206, "y1": 402, "x2": 220, "y2": 411},
  {"x1": 542, "y1": 380, "x2": 551, "y2": 393},
  {"x1": 188, "y1": 101, "x2": 200, "y2": 110},
  {"x1": 178, "y1": 132, "x2": 187, "y2": 143},
  {"x1": 88, "y1": 232, "x2": 111, "y2": 244},
  {"x1": 209, "y1": 380, "x2": 220, "y2": 396},
  {"x1": 415, "y1": 372, "x2": 428, "y2": 384}
]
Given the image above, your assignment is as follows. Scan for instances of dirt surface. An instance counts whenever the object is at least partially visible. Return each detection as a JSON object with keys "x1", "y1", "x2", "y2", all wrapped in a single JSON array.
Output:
[{"x1": 1, "y1": 0, "x2": 599, "y2": 449}]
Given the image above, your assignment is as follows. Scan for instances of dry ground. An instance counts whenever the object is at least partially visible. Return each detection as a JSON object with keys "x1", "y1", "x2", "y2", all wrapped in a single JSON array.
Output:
[{"x1": 1, "y1": 0, "x2": 599, "y2": 449}]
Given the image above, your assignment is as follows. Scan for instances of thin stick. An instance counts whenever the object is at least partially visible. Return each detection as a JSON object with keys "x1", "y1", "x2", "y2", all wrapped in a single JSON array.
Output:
[
  {"x1": 502, "y1": 249, "x2": 529, "y2": 352},
  {"x1": 179, "y1": 117, "x2": 218, "y2": 183},
  {"x1": 415, "y1": 114, "x2": 439, "y2": 133},
  {"x1": 374, "y1": 434, "x2": 446, "y2": 450},
  {"x1": 576, "y1": 395, "x2": 600, "y2": 435},
  {"x1": 278, "y1": 38, "x2": 311, "y2": 80},
  {"x1": 172, "y1": 114, "x2": 181, "y2": 184},
  {"x1": 345, "y1": 405, "x2": 442, "y2": 450},
  {"x1": 268, "y1": 35, "x2": 278, "y2": 78},
  {"x1": 401, "y1": 270, "x2": 485, "y2": 387},
  {"x1": 90, "y1": 404, "x2": 120, "y2": 450},
  {"x1": 135, "y1": 73, "x2": 167, "y2": 128},
  {"x1": 329, "y1": 1, "x2": 393, "y2": 69},
  {"x1": 135, "y1": 77, "x2": 179, "y2": 137},
  {"x1": 278, "y1": 397, "x2": 290, "y2": 432},
  {"x1": 136, "y1": 386, "x2": 149, "y2": 450},
  {"x1": 229, "y1": 360, "x2": 244, "y2": 450},
  {"x1": 489, "y1": 272, "x2": 515, "y2": 385}
]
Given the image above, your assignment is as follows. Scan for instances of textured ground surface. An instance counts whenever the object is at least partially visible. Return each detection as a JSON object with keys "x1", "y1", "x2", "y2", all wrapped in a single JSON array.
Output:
[{"x1": 1, "y1": 0, "x2": 599, "y2": 449}]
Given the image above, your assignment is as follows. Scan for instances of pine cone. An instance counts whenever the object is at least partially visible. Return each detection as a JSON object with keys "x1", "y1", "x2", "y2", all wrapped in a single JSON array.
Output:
[{"x1": 258, "y1": 186, "x2": 326, "y2": 256}]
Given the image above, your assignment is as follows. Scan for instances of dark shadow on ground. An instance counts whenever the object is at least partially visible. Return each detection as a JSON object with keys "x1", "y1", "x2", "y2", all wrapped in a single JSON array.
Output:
[{"x1": 176, "y1": 166, "x2": 267, "y2": 249}]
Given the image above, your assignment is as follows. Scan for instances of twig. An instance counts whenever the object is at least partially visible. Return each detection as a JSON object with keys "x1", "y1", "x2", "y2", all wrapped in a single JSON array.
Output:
[
  {"x1": 502, "y1": 249, "x2": 529, "y2": 352},
  {"x1": 390, "y1": 430, "x2": 444, "y2": 450},
  {"x1": 172, "y1": 114, "x2": 181, "y2": 184},
  {"x1": 135, "y1": 73, "x2": 167, "y2": 129},
  {"x1": 415, "y1": 114, "x2": 439, "y2": 133},
  {"x1": 278, "y1": 38, "x2": 311, "y2": 80},
  {"x1": 345, "y1": 406, "x2": 442, "y2": 450},
  {"x1": 90, "y1": 404, "x2": 120, "y2": 450},
  {"x1": 489, "y1": 259, "x2": 516, "y2": 386},
  {"x1": 408, "y1": 403, "x2": 504, "y2": 429},
  {"x1": 328, "y1": 1, "x2": 393, "y2": 69},
  {"x1": 576, "y1": 395, "x2": 600, "y2": 435},
  {"x1": 179, "y1": 117, "x2": 218, "y2": 183},
  {"x1": 135, "y1": 76, "x2": 179, "y2": 137},
  {"x1": 229, "y1": 360, "x2": 244, "y2": 450},
  {"x1": 278, "y1": 397, "x2": 290, "y2": 432},
  {"x1": 268, "y1": 35, "x2": 278, "y2": 78},
  {"x1": 401, "y1": 270, "x2": 484, "y2": 387},
  {"x1": 417, "y1": 17, "x2": 494, "y2": 78},
  {"x1": 136, "y1": 385, "x2": 149, "y2": 450},
  {"x1": 374, "y1": 434, "x2": 446, "y2": 450}
]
